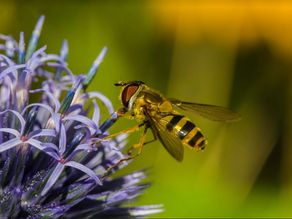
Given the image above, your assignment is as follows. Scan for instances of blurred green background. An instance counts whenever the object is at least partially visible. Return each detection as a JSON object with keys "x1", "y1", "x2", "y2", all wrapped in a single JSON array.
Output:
[{"x1": 2, "y1": 0, "x2": 292, "y2": 217}]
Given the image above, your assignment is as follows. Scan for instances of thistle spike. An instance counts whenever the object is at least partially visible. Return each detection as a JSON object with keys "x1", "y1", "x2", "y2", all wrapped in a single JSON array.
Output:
[
  {"x1": 99, "y1": 111, "x2": 118, "y2": 134},
  {"x1": 22, "y1": 106, "x2": 38, "y2": 137},
  {"x1": 25, "y1": 15, "x2": 45, "y2": 61},
  {"x1": 82, "y1": 47, "x2": 107, "y2": 91},
  {"x1": 18, "y1": 32, "x2": 25, "y2": 64},
  {"x1": 64, "y1": 129, "x2": 86, "y2": 158},
  {"x1": 59, "y1": 78, "x2": 82, "y2": 115},
  {"x1": 54, "y1": 39, "x2": 68, "y2": 80}
]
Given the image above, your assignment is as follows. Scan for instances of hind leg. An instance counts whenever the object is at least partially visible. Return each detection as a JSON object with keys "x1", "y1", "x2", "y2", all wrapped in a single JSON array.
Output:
[
  {"x1": 101, "y1": 126, "x2": 149, "y2": 179},
  {"x1": 127, "y1": 129, "x2": 156, "y2": 155}
]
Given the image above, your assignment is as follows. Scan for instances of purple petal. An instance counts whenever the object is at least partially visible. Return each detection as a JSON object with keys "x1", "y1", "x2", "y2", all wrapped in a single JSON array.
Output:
[
  {"x1": 48, "y1": 62, "x2": 73, "y2": 76},
  {"x1": 0, "y1": 109, "x2": 25, "y2": 133},
  {"x1": 31, "y1": 45, "x2": 47, "y2": 60},
  {"x1": 0, "y1": 54, "x2": 14, "y2": 65},
  {"x1": 0, "y1": 128, "x2": 21, "y2": 137},
  {"x1": 0, "y1": 45, "x2": 6, "y2": 50},
  {"x1": 29, "y1": 89, "x2": 60, "y2": 112},
  {"x1": 64, "y1": 161, "x2": 102, "y2": 185},
  {"x1": 44, "y1": 91, "x2": 61, "y2": 112},
  {"x1": 129, "y1": 205, "x2": 164, "y2": 216},
  {"x1": 66, "y1": 104, "x2": 83, "y2": 115},
  {"x1": 29, "y1": 129, "x2": 56, "y2": 138},
  {"x1": 0, "y1": 64, "x2": 26, "y2": 80},
  {"x1": 120, "y1": 171, "x2": 147, "y2": 187},
  {"x1": 0, "y1": 34, "x2": 12, "y2": 41},
  {"x1": 26, "y1": 138, "x2": 46, "y2": 151},
  {"x1": 82, "y1": 91, "x2": 114, "y2": 114},
  {"x1": 51, "y1": 40, "x2": 68, "y2": 81},
  {"x1": 41, "y1": 162, "x2": 64, "y2": 196},
  {"x1": 44, "y1": 150, "x2": 60, "y2": 161},
  {"x1": 42, "y1": 142, "x2": 59, "y2": 152},
  {"x1": 66, "y1": 143, "x2": 96, "y2": 161},
  {"x1": 92, "y1": 99, "x2": 100, "y2": 124},
  {"x1": 38, "y1": 54, "x2": 64, "y2": 65},
  {"x1": 63, "y1": 115, "x2": 99, "y2": 133},
  {"x1": 22, "y1": 103, "x2": 54, "y2": 118},
  {"x1": 107, "y1": 144, "x2": 125, "y2": 160},
  {"x1": 53, "y1": 113, "x2": 61, "y2": 133},
  {"x1": 73, "y1": 124, "x2": 86, "y2": 130},
  {"x1": 75, "y1": 143, "x2": 96, "y2": 151},
  {"x1": 0, "y1": 138, "x2": 22, "y2": 153},
  {"x1": 27, "y1": 45, "x2": 47, "y2": 69},
  {"x1": 60, "y1": 39, "x2": 68, "y2": 60},
  {"x1": 41, "y1": 142, "x2": 60, "y2": 159},
  {"x1": 5, "y1": 39, "x2": 15, "y2": 58},
  {"x1": 59, "y1": 123, "x2": 66, "y2": 154},
  {"x1": 28, "y1": 139, "x2": 61, "y2": 160},
  {"x1": 60, "y1": 75, "x2": 75, "y2": 83},
  {"x1": 28, "y1": 88, "x2": 43, "y2": 93}
]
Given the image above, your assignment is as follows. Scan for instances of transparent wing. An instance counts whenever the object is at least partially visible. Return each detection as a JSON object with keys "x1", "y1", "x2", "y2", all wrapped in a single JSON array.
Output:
[
  {"x1": 147, "y1": 113, "x2": 184, "y2": 162},
  {"x1": 170, "y1": 98, "x2": 241, "y2": 122}
]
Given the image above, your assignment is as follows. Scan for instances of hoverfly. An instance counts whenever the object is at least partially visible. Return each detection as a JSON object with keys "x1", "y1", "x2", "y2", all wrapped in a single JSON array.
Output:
[{"x1": 97, "y1": 81, "x2": 240, "y2": 177}]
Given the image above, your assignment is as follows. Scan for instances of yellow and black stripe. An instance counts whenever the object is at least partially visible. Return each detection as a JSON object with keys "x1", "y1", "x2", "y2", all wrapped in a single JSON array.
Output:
[{"x1": 165, "y1": 114, "x2": 206, "y2": 150}]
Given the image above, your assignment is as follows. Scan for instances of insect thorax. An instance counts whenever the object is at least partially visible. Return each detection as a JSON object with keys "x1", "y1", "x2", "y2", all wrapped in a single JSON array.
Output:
[{"x1": 131, "y1": 88, "x2": 173, "y2": 122}]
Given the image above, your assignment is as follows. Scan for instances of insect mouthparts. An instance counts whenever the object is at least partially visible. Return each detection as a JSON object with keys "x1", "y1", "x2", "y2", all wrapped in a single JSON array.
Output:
[{"x1": 114, "y1": 81, "x2": 126, "y2": 86}]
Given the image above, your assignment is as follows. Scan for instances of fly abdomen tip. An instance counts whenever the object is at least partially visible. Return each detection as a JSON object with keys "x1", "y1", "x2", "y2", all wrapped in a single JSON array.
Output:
[{"x1": 197, "y1": 139, "x2": 207, "y2": 151}]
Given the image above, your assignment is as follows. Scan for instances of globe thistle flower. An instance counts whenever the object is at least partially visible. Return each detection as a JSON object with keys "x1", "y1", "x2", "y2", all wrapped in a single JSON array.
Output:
[{"x1": 0, "y1": 15, "x2": 162, "y2": 218}]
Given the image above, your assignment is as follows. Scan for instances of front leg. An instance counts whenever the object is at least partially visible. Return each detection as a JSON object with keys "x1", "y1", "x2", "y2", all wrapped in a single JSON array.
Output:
[
  {"x1": 92, "y1": 123, "x2": 145, "y2": 147},
  {"x1": 117, "y1": 107, "x2": 135, "y2": 120},
  {"x1": 127, "y1": 124, "x2": 156, "y2": 155},
  {"x1": 92, "y1": 108, "x2": 143, "y2": 147}
]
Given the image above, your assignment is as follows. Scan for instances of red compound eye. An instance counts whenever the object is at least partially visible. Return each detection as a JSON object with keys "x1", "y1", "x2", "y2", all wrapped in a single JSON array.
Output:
[{"x1": 121, "y1": 85, "x2": 139, "y2": 108}]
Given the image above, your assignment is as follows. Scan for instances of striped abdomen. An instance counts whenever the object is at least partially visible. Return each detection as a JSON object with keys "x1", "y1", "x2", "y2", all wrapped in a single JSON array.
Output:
[{"x1": 165, "y1": 114, "x2": 207, "y2": 150}]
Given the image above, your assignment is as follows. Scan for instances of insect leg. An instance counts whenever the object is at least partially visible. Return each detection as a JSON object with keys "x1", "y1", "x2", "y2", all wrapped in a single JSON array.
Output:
[
  {"x1": 101, "y1": 126, "x2": 149, "y2": 178},
  {"x1": 117, "y1": 113, "x2": 135, "y2": 120},
  {"x1": 127, "y1": 127, "x2": 157, "y2": 155},
  {"x1": 117, "y1": 107, "x2": 135, "y2": 120},
  {"x1": 91, "y1": 123, "x2": 145, "y2": 147}
]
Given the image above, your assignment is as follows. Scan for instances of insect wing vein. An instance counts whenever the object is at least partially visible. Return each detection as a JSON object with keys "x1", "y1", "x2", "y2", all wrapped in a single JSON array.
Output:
[
  {"x1": 170, "y1": 99, "x2": 241, "y2": 122},
  {"x1": 147, "y1": 113, "x2": 184, "y2": 162}
]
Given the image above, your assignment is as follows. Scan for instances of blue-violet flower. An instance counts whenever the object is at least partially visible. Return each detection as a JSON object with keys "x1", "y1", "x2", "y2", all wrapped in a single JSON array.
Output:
[{"x1": 0, "y1": 15, "x2": 162, "y2": 218}]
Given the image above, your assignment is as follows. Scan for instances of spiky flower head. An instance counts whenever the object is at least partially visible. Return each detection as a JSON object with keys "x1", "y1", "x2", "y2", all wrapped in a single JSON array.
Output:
[{"x1": 0, "y1": 15, "x2": 162, "y2": 218}]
